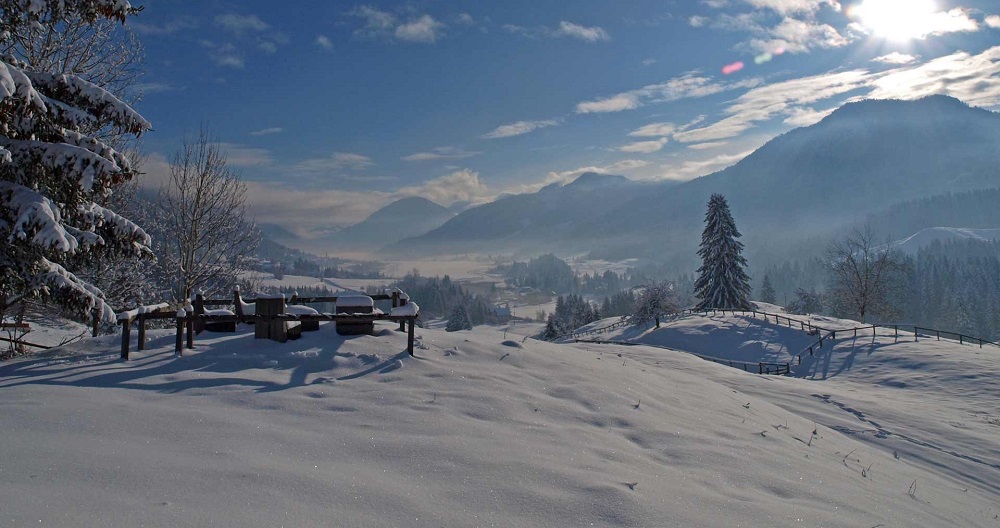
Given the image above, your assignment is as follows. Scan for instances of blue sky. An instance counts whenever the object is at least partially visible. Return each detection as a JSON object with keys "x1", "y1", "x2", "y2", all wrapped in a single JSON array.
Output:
[{"x1": 131, "y1": 0, "x2": 1000, "y2": 235}]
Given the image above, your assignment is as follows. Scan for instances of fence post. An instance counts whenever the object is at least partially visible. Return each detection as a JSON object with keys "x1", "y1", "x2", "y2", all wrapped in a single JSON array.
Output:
[
  {"x1": 186, "y1": 315, "x2": 194, "y2": 350},
  {"x1": 120, "y1": 318, "x2": 131, "y2": 360},
  {"x1": 92, "y1": 308, "x2": 100, "y2": 338},
  {"x1": 137, "y1": 313, "x2": 146, "y2": 351},
  {"x1": 175, "y1": 314, "x2": 184, "y2": 355},
  {"x1": 758, "y1": 363, "x2": 763, "y2": 374},
  {"x1": 959, "y1": 334, "x2": 963, "y2": 345},
  {"x1": 936, "y1": 330, "x2": 940, "y2": 341},
  {"x1": 407, "y1": 318, "x2": 415, "y2": 356}
]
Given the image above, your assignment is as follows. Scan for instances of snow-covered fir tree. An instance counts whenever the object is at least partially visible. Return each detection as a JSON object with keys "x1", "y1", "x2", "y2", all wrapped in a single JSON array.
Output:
[
  {"x1": 0, "y1": 1, "x2": 151, "y2": 323},
  {"x1": 759, "y1": 274, "x2": 776, "y2": 305},
  {"x1": 694, "y1": 194, "x2": 752, "y2": 310},
  {"x1": 445, "y1": 303, "x2": 472, "y2": 332}
]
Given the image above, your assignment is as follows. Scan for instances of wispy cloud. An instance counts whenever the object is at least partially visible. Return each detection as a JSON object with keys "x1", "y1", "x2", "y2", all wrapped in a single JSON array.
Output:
[
  {"x1": 576, "y1": 72, "x2": 759, "y2": 114},
  {"x1": 249, "y1": 127, "x2": 283, "y2": 136},
  {"x1": 503, "y1": 21, "x2": 610, "y2": 42},
  {"x1": 396, "y1": 169, "x2": 493, "y2": 206},
  {"x1": 215, "y1": 14, "x2": 269, "y2": 35},
  {"x1": 619, "y1": 138, "x2": 669, "y2": 153},
  {"x1": 395, "y1": 15, "x2": 446, "y2": 43},
  {"x1": 293, "y1": 152, "x2": 375, "y2": 174},
  {"x1": 402, "y1": 147, "x2": 481, "y2": 162},
  {"x1": 481, "y1": 119, "x2": 560, "y2": 139},
  {"x1": 867, "y1": 47, "x2": 1000, "y2": 108},
  {"x1": 661, "y1": 149, "x2": 755, "y2": 180},
  {"x1": 132, "y1": 16, "x2": 199, "y2": 36},
  {"x1": 134, "y1": 82, "x2": 179, "y2": 94},
  {"x1": 628, "y1": 122, "x2": 679, "y2": 137},
  {"x1": 553, "y1": 21, "x2": 610, "y2": 42},
  {"x1": 215, "y1": 143, "x2": 275, "y2": 167},
  {"x1": 871, "y1": 52, "x2": 918, "y2": 64},
  {"x1": 349, "y1": 6, "x2": 445, "y2": 43},
  {"x1": 545, "y1": 159, "x2": 650, "y2": 185},
  {"x1": 316, "y1": 34, "x2": 333, "y2": 50}
]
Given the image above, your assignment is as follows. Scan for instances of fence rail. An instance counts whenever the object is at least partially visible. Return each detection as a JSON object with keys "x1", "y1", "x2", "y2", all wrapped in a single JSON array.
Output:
[{"x1": 576, "y1": 339, "x2": 791, "y2": 376}]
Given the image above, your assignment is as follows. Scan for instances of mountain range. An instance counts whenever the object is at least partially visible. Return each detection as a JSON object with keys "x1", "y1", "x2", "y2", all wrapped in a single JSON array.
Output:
[{"x1": 386, "y1": 95, "x2": 1000, "y2": 266}]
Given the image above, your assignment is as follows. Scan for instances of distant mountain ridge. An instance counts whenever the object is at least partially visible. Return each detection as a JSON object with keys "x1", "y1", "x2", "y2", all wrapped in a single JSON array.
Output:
[
  {"x1": 387, "y1": 172, "x2": 652, "y2": 256},
  {"x1": 891, "y1": 227, "x2": 1000, "y2": 255},
  {"x1": 392, "y1": 96, "x2": 1000, "y2": 265},
  {"x1": 317, "y1": 196, "x2": 454, "y2": 251}
]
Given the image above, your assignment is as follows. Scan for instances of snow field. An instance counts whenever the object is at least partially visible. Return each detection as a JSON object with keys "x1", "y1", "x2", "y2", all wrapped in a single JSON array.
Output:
[{"x1": 1, "y1": 318, "x2": 997, "y2": 527}]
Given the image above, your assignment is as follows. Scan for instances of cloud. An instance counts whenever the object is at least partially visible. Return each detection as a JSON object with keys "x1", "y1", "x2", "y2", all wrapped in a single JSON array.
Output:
[
  {"x1": 455, "y1": 13, "x2": 476, "y2": 26},
  {"x1": 867, "y1": 47, "x2": 1000, "y2": 108},
  {"x1": 481, "y1": 119, "x2": 560, "y2": 139},
  {"x1": 641, "y1": 58, "x2": 657, "y2": 66},
  {"x1": 689, "y1": 16, "x2": 710, "y2": 27},
  {"x1": 215, "y1": 14, "x2": 269, "y2": 35},
  {"x1": 215, "y1": 143, "x2": 275, "y2": 167},
  {"x1": 576, "y1": 72, "x2": 759, "y2": 114},
  {"x1": 293, "y1": 152, "x2": 375, "y2": 174},
  {"x1": 395, "y1": 169, "x2": 492, "y2": 206},
  {"x1": 349, "y1": 6, "x2": 445, "y2": 43},
  {"x1": 545, "y1": 159, "x2": 651, "y2": 185},
  {"x1": 661, "y1": 149, "x2": 755, "y2": 180},
  {"x1": 503, "y1": 21, "x2": 610, "y2": 42},
  {"x1": 673, "y1": 69, "x2": 870, "y2": 142},
  {"x1": 871, "y1": 52, "x2": 918, "y2": 64},
  {"x1": 553, "y1": 21, "x2": 610, "y2": 42},
  {"x1": 201, "y1": 41, "x2": 245, "y2": 68},
  {"x1": 132, "y1": 17, "x2": 199, "y2": 36},
  {"x1": 686, "y1": 141, "x2": 729, "y2": 149},
  {"x1": 987, "y1": 15, "x2": 1000, "y2": 28},
  {"x1": 134, "y1": 82, "x2": 179, "y2": 94},
  {"x1": 245, "y1": 183, "x2": 390, "y2": 233},
  {"x1": 395, "y1": 15, "x2": 446, "y2": 43},
  {"x1": 628, "y1": 122, "x2": 679, "y2": 137},
  {"x1": 402, "y1": 147, "x2": 482, "y2": 162},
  {"x1": 316, "y1": 34, "x2": 333, "y2": 50},
  {"x1": 350, "y1": 5, "x2": 397, "y2": 38},
  {"x1": 249, "y1": 127, "x2": 283, "y2": 136},
  {"x1": 782, "y1": 106, "x2": 835, "y2": 127},
  {"x1": 743, "y1": 0, "x2": 838, "y2": 15},
  {"x1": 619, "y1": 138, "x2": 669, "y2": 153}
]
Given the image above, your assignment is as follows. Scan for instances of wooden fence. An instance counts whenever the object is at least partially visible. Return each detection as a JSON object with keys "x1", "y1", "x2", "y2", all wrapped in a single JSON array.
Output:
[
  {"x1": 575, "y1": 339, "x2": 792, "y2": 376},
  {"x1": 117, "y1": 289, "x2": 419, "y2": 360}
]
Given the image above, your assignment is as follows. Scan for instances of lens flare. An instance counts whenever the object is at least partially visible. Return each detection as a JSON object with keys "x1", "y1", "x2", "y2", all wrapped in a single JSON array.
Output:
[{"x1": 722, "y1": 61, "x2": 745, "y2": 75}]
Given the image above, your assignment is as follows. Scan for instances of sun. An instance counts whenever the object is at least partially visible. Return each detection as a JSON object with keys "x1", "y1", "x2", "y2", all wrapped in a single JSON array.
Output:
[{"x1": 854, "y1": 0, "x2": 938, "y2": 41}]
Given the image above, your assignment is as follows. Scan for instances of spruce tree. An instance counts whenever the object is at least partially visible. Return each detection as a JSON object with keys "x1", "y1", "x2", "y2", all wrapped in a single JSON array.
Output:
[
  {"x1": 0, "y1": 1, "x2": 151, "y2": 324},
  {"x1": 445, "y1": 304, "x2": 472, "y2": 332},
  {"x1": 759, "y1": 274, "x2": 776, "y2": 305},
  {"x1": 694, "y1": 194, "x2": 752, "y2": 310}
]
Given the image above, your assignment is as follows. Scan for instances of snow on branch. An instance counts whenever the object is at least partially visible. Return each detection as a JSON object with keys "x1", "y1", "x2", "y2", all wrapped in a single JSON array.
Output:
[
  {"x1": 24, "y1": 71, "x2": 151, "y2": 134},
  {"x1": 0, "y1": 61, "x2": 46, "y2": 113},
  {"x1": 0, "y1": 180, "x2": 77, "y2": 252},
  {"x1": 37, "y1": 257, "x2": 115, "y2": 323},
  {"x1": 78, "y1": 201, "x2": 152, "y2": 250},
  {"x1": 1, "y1": 137, "x2": 124, "y2": 191}
]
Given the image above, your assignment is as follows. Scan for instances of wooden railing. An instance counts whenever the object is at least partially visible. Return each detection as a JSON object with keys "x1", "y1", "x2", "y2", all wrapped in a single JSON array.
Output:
[{"x1": 575, "y1": 339, "x2": 792, "y2": 376}]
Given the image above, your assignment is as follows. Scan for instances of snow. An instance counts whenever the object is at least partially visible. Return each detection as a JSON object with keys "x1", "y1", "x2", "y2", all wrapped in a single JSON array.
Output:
[
  {"x1": 389, "y1": 302, "x2": 419, "y2": 316},
  {"x1": 284, "y1": 305, "x2": 319, "y2": 316},
  {"x1": 336, "y1": 295, "x2": 374, "y2": 308},
  {"x1": 891, "y1": 227, "x2": 1000, "y2": 255},
  {"x1": 1, "y1": 313, "x2": 997, "y2": 526}
]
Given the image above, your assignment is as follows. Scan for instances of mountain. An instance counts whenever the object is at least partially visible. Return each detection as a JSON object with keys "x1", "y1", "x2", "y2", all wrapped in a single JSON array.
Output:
[
  {"x1": 387, "y1": 172, "x2": 651, "y2": 256},
  {"x1": 259, "y1": 222, "x2": 301, "y2": 242},
  {"x1": 319, "y1": 197, "x2": 454, "y2": 251}
]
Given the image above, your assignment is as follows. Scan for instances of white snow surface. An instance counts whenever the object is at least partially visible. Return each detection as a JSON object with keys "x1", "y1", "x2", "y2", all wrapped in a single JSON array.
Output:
[
  {"x1": 891, "y1": 227, "x2": 1000, "y2": 255},
  {"x1": 1, "y1": 315, "x2": 997, "y2": 527}
]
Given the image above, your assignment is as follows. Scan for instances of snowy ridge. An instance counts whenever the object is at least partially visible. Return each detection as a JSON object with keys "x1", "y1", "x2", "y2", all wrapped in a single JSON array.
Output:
[{"x1": 891, "y1": 226, "x2": 1000, "y2": 255}]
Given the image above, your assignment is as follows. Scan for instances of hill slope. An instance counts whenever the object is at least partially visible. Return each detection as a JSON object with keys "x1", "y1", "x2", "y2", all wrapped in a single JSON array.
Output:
[
  {"x1": 1, "y1": 316, "x2": 996, "y2": 526},
  {"x1": 318, "y1": 196, "x2": 453, "y2": 251}
]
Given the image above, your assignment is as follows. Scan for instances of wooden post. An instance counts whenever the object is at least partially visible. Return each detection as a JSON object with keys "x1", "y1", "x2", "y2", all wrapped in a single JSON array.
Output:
[
  {"x1": 92, "y1": 308, "x2": 100, "y2": 338},
  {"x1": 936, "y1": 330, "x2": 940, "y2": 341},
  {"x1": 407, "y1": 318, "x2": 415, "y2": 356},
  {"x1": 175, "y1": 316, "x2": 184, "y2": 355},
  {"x1": 959, "y1": 334, "x2": 963, "y2": 345},
  {"x1": 398, "y1": 296, "x2": 407, "y2": 332},
  {"x1": 137, "y1": 313, "x2": 146, "y2": 351},
  {"x1": 120, "y1": 318, "x2": 131, "y2": 360},
  {"x1": 193, "y1": 293, "x2": 206, "y2": 334},
  {"x1": 186, "y1": 316, "x2": 194, "y2": 349},
  {"x1": 758, "y1": 362, "x2": 763, "y2": 374}
]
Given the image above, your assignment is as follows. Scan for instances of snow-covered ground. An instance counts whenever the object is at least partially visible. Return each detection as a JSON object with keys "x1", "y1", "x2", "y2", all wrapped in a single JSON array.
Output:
[{"x1": 2, "y1": 313, "x2": 997, "y2": 527}]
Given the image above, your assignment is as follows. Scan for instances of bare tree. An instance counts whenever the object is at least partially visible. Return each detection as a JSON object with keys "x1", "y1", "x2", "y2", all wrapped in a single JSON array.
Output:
[
  {"x1": 827, "y1": 225, "x2": 903, "y2": 322},
  {"x1": 155, "y1": 130, "x2": 260, "y2": 301},
  {"x1": 631, "y1": 282, "x2": 678, "y2": 328}
]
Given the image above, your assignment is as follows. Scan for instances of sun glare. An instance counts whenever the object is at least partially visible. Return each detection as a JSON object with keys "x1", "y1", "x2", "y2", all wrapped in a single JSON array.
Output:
[{"x1": 855, "y1": 0, "x2": 938, "y2": 41}]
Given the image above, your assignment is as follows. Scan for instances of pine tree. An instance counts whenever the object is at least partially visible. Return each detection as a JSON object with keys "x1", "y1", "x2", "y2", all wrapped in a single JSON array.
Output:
[
  {"x1": 0, "y1": 2, "x2": 151, "y2": 324},
  {"x1": 759, "y1": 274, "x2": 776, "y2": 305},
  {"x1": 445, "y1": 304, "x2": 472, "y2": 332},
  {"x1": 694, "y1": 194, "x2": 752, "y2": 310},
  {"x1": 542, "y1": 313, "x2": 564, "y2": 340}
]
